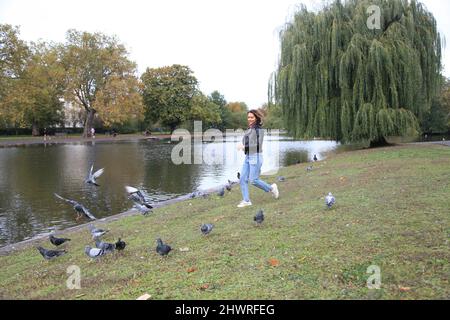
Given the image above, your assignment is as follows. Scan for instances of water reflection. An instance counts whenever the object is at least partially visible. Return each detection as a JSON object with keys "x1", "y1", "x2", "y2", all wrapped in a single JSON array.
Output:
[{"x1": 0, "y1": 137, "x2": 342, "y2": 246}]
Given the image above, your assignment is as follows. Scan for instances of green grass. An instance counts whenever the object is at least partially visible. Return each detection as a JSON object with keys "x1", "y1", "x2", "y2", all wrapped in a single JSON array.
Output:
[{"x1": 0, "y1": 144, "x2": 449, "y2": 300}]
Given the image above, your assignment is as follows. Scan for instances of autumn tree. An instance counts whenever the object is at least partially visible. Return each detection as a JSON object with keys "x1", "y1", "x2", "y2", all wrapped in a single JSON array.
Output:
[
  {"x1": 141, "y1": 64, "x2": 198, "y2": 132},
  {"x1": 271, "y1": 0, "x2": 442, "y2": 146},
  {"x1": 60, "y1": 29, "x2": 143, "y2": 137}
]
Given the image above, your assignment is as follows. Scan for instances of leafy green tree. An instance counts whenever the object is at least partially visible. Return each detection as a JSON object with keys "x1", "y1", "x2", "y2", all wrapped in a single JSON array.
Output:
[
  {"x1": 262, "y1": 103, "x2": 284, "y2": 130},
  {"x1": 208, "y1": 90, "x2": 232, "y2": 130},
  {"x1": 20, "y1": 42, "x2": 66, "y2": 135},
  {"x1": 191, "y1": 93, "x2": 222, "y2": 128},
  {"x1": 141, "y1": 64, "x2": 198, "y2": 132},
  {"x1": 0, "y1": 24, "x2": 30, "y2": 128},
  {"x1": 60, "y1": 29, "x2": 142, "y2": 137},
  {"x1": 271, "y1": 0, "x2": 442, "y2": 146}
]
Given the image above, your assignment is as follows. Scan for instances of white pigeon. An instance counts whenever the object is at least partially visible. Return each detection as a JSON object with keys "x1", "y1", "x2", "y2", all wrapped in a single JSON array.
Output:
[
  {"x1": 85, "y1": 165, "x2": 105, "y2": 186},
  {"x1": 325, "y1": 192, "x2": 335, "y2": 209}
]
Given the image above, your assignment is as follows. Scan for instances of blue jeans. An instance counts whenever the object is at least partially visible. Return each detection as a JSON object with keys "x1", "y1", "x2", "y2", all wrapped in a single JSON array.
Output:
[{"x1": 240, "y1": 153, "x2": 272, "y2": 202}]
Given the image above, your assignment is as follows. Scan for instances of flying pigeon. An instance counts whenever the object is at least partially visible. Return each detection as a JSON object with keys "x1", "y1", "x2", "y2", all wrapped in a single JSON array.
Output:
[
  {"x1": 54, "y1": 193, "x2": 97, "y2": 220},
  {"x1": 49, "y1": 235, "x2": 71, "y2": 246},
  {"x1": 94, "y1": 237, "x2": 115, "y2": 253},
  {"x1": 115, "y1": 238, "x2": 126, "y2": 251},
  {"x1": 37, "y1": 246, "x2": 67, "y2": 260},
  {"x1": 156, "y1": 238, "x2": 172, "y2": 256},
  {"x1": 125, "y1": 186, "x2": 153, "y2": 209},
  {"x1": 254, "y1": 209, "x2": 265, "y2": 225},
  {"x1": 201, "y1": 223, "x2": 214, "y2": 236},
  {"x1": 313, "y1": 154, "x2": 318, "y2": 162},
  {"x1": 88, "y1": 224, "x2": 109, "y2": 239},
  {"x1": 277, "y1": 176, "x2": 286, "y2": 182},
  {"x1": 325, "y1": 192, "x2": 335, "y2": 209},
  {"x1": 85, "y1": 246, "x2": 106, "y2": 259},
  {"x1": 217, "y1": 187, "x2": 225, "y2": 197},
  {"x1": 85, "y1": 164, "x2": 105, "y2": 186}
]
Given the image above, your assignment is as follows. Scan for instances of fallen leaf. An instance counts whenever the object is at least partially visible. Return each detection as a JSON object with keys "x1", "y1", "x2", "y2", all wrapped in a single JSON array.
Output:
[
  {"x1": 268, "y1": 258, "x2": 280, "y2": 267},
  {"x1": 187, "y1": 267, "x2": 197, "y2": 273},
  {"x1": 200, "y1": 284, "x2": 209, "y2": 290},
  {"x1": 214, "y1": 215, "x2": 226, "y2": 222},
  {"x1": 399, "y1": 286, "x2": 412, "y2": 292},
  {"x1": 179, "y1": 247, "x2": 190, "y2": 252},
  {"x1": 136, "y1": 293, "x2": 152, "y2": 300}
]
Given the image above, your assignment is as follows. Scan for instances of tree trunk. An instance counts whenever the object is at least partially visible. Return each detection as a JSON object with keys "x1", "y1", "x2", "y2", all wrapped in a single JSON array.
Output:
[
  {"x1": 32, "y1": 123, "x2": 40, "y2": 137},
  {"x1": 369, "y1": 136, "x2": 391, "y2": 148},
  {"x1": 83, "y1": 109, "x2": 96, "y2": 138}
]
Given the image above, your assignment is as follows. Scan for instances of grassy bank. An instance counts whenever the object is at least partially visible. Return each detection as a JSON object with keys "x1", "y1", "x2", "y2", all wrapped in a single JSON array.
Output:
[{"x1": 0, "y1": 144, "x2": 449, "y2": 300}]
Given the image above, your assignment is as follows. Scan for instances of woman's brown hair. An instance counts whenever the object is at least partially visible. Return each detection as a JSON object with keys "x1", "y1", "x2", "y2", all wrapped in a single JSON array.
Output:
[{"x1": 248, "y1": 109, "x2": 264, "y2": 126}]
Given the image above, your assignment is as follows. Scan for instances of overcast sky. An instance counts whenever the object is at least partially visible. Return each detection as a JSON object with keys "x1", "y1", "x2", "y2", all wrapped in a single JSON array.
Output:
[{"x1": 1, "y1": 0, "x2": 449, "y2": 108}]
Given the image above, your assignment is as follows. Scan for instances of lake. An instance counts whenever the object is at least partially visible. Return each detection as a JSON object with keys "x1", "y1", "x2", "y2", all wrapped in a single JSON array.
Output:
[{"x1": 0, "y1": 134, "x2": 344, "y2": 247}]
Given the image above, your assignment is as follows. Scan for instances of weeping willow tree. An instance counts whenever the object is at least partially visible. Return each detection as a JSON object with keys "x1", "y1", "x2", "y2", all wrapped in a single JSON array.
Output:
[{"x1": 270, "y1": 0, "x2": 442, "y2": 146}]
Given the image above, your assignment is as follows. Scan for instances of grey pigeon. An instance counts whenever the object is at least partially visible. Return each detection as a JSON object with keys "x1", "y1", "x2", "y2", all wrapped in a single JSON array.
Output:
[
  {"x1": 306, "y1": 166, "x2": 313, "y2": 172},
  {"x1": 313, "y1": 154, "x2": 318, "y2": 162},
  {"x1": 237, "y1": 172, "x2": 241, "y2": 180},
  {"x1": 115, "y1": 238, "x2": 126, "y2": 251},
  {"x1": 225, "y1": 180, "x2": 232, "y2": 192},
  {"x1": 49, "y1": 235, "x2": 71, "y2": 246},
  {"x1": 156, "y1": 238, "x2": 172, "y2": 256},
  {"x1": 125, "y1": 186, "x2": 153, "y2": 209},
  {"x1": 277, "y1": 176, "x2": 286, "y2": 182},
  {"x1": 201, "y1": 223, "x2": 214, "y2": 236},
  {"x1": 94, "y1": 237, "x2": 115, "y2": 253},
  {"x1": 88, "y1": 224, "x2": 109, "y2": 239},
  {"x1": 85, "y1": 246, "x2": 106, "y2": 259},
  {"x1": 217, "y1": 187, "x2": 225, "y2": 197},
  {"x1": 133, "y1": 203, "x2": 153, "y2": 216},
  {"x1": 325, "y1": 192, "x2": 335, "y2": 209},
  {"x1": 37, "y1": 246, "x2": 67, "y2": 260},
  {"x1": 54, "y1": 193, "x2": 96, "y2": 220},
  {"x1": 85, "y1": 164, "x2": 105, "y2": 186},
  {"x1": 254, "y1": 209, "x2": 265, "y2": 225}
]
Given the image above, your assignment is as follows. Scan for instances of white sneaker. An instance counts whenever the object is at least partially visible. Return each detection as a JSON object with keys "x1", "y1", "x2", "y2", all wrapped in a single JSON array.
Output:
[
  {"x1": 237, "y1": 201, "x2": 252, "y2": 208},
  {"x1": 271, "y1": 184, "x2": 279, "y2": 199}
]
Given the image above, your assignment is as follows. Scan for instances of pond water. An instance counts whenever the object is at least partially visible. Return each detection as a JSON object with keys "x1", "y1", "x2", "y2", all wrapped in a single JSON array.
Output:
[{"x1": 0, "y1": 135, "x2": 347, "y2": 247}]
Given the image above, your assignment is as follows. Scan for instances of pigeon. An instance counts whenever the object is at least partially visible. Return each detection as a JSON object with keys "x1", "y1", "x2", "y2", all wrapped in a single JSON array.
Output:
[
  {"x1": 225, "y1": 180, "x2": 232, "y2": 192},
  {"x1": 49, "y1": 235, "x2": 71, "y2": 246},
  {"x1": 115, "y1": 238, "x2": 126, "y2": 251},
  {"x1": 201, "y1": 223, "x2": 214, "y2": 236},
  {"x1": 217, "y1": 187, "x2": 225, "y2": 197},
  {"x1": 54, "y1": 193, "x2": 97, "y2": 220},
  {"x1": 306, "y1": 166, "x2": 313, "y2": 172},
  {"x1": 313, "y1": 154, "x2": 318, "y2": 162},
  {"x1": 277, "y1": 176, "x2": 286, "y2": 182},
  {"x1": 254, "y1": 209, "x2": 265, "y2": 225},
  {"x1": 85, "y1": 164, "x2": 105, "y2": 186},
  {"x1": 94, "y1": 237, "x2": 115, "y2": 253},
  {"x1": 88, "y1": 224, "x2": 109, "y2": 239},
  {"x1": 37, "y1": 246, "x2": 67, "y2": 260},
  {"x1": 156, "y1": 238, "x2": 172, "y2": 256},
  {"x1": 325, "y1": 192, "x2": 335, "y2": 209},
  {"x1": 125, "y1": 186, "x2": 153, "y2": 209},
  {"x1": 85, "y1": 246, "x2": 106, "y2": 259},
  {"x1": 133, "y1": 203, "x2": 153, "y2": 216},
  {"x1": 237, "y1": 172, "x2": 241, "y2": 180},
  {"x1": 296, "y1": 160, "x2": 301, "y2": 165}
]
